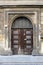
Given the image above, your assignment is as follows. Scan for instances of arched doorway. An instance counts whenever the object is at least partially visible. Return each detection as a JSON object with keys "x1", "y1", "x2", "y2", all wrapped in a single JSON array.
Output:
[{"x1": 11, "y1": 17, "x2": 33, "y2": 55}]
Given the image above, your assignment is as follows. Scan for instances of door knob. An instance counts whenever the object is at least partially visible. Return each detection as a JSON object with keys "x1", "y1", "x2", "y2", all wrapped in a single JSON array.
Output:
[
  {"x1": 24, "y1": 33, "x2": 25, "y2": 35},
  {"x1": 24, "y1": 38, "x2": 26, "y2": 40}
]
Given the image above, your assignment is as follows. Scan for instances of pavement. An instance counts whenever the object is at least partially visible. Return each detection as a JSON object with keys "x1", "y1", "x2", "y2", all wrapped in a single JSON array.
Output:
[{"x1": 0, "y1": 55, "x2": 43, "y2": 65}]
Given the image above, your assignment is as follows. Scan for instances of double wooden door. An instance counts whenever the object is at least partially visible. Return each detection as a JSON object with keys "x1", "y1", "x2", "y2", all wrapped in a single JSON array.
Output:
[{"x1": 11, "y1": 28, "x2": 33, "y2": 55}]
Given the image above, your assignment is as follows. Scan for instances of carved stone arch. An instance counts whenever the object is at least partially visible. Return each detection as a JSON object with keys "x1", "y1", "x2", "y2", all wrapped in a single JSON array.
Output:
[
  {"x1": 4, "y1": 9, "x2": 40, "y2": 55},
  {"x1": 8, "y1": 15, "x2": 34, "y2": 53}
]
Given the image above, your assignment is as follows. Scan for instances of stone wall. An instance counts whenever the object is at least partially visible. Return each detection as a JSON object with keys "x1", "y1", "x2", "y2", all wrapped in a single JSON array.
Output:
[
  {"x1": 39, "y1": 8, "x2": 43, "y2": 55},
  {"x1": 0, "y1": 7, "x2": 43, "y2": 55},
  {"x1": 0, "y1": 9, "x2": 4, "y2": 48},
  {"x1": 0, "y1": 1, "x2": 43, "y2": 6}
]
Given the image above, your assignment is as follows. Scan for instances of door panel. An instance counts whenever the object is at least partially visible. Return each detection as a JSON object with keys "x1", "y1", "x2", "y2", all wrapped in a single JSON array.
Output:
[{"x1": 11, "y1": 28, "x2": 33, "y2": 55}]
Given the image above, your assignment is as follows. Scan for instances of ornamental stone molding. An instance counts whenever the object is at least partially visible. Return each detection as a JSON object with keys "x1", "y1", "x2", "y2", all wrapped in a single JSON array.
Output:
[{"x1": 4, "y1": 8, "x2": 40, "y2": 55}]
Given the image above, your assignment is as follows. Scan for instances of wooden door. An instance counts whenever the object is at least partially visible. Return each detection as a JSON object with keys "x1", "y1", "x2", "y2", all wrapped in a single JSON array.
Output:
[{"x1": 11, "y1": 28, "x2": 33, "y2": 55}]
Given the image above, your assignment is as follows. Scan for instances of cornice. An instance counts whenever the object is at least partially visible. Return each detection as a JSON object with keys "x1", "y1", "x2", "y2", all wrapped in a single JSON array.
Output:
[{"x1": 0, "y1": 1, "x2": 43, "y2": 6}]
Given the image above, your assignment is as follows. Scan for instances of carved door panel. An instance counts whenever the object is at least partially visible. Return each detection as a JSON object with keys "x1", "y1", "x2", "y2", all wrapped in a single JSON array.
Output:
[{"x1": 11, "y1": 28, "x2": 33, "y2": 55}]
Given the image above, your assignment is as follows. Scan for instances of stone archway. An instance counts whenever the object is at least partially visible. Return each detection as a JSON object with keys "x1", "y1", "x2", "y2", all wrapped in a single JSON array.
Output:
[
  {"x1": 4, "y1": 8, "x2": 40, "y2": 55},
  {"x1": 11, "y1": 16, "x2": 33, "y2": 55}
]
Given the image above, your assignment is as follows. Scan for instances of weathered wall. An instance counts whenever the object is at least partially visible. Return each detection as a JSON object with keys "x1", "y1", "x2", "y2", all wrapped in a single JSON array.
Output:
[
  {"x1": 0, "y1": 9, "x2": 4, "y2": 47},
  {"x1": 0, "y1": 1, "x2": 43, "y2": 6},
  {"x1": 39, "y1": 8, "x2": 43, "y2": 55},
  {"x1": 0, "y1": 7, "x2": 43, "y2": 55}
]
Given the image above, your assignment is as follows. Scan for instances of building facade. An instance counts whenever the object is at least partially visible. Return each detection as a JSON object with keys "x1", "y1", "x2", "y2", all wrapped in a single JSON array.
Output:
[{"x1": 0, "y1": 0, "x2": 43, "y2": 56}]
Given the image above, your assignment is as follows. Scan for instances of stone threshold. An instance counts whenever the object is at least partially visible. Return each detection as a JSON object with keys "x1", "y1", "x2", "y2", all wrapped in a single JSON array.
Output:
[{"x1": 0, "y1": 55, "x2": 43, "y2": 62}]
